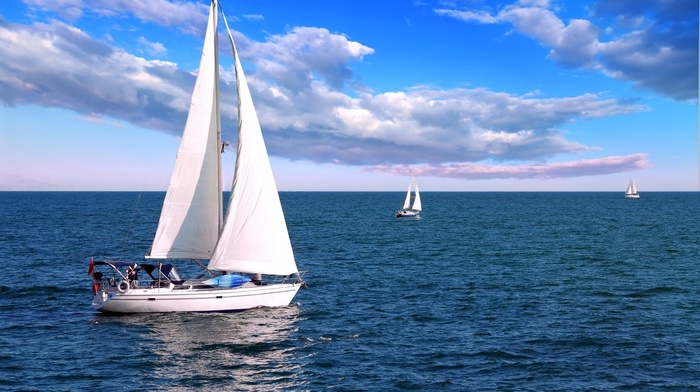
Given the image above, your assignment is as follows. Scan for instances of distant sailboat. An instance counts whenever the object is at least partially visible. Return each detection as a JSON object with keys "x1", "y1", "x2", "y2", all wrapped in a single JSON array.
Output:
[
  {"x1": 88, "y1": 0, "x2": 305, "y2": 313},
  {"x1": 396, "y1": 170, "x2": 422, "y2": 217},
  {"x1": 625, "y1": 179, "x2": 640, "y2": 199}
]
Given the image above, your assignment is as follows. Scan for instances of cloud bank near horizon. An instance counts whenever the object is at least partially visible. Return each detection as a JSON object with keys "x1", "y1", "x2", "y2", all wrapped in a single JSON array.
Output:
[{"x1": 368, "y1": 153, "x2": 651, "y2": 180}]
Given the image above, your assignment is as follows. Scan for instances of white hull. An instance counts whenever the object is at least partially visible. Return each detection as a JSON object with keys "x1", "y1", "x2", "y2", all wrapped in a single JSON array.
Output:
[
  {"x1": 396, "y1": 209, "x2": 421, "y2": 217},
  {"x1": 625, "y1": 194, "x2": 640, "y2": 199},
  {"x1": 92, "y1": 282, "x2": 302, "y2": 313}
]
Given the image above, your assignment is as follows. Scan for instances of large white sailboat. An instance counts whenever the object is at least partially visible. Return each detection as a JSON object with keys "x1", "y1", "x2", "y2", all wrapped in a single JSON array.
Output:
[
  {"x1": 88, "y1": 0, "x2": 305, "y2": 313},
  {"x1": 396, "y1": 170, "x2": 422, "y2": 217},
  {"x1": 625, "y1": 179, "x2": 640, "y2": 199}
]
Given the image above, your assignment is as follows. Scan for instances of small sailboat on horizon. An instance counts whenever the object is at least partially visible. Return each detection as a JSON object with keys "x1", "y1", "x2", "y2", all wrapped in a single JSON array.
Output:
[
  {"x1": 625, "y1": 179, "x2": 640, "y2": 199},
  {"x1": 88, "y1": 0, "x2": 305, "y2": 313},
  {"x1": 396, "y1": 170, "x2": 422, "y2": 217}
]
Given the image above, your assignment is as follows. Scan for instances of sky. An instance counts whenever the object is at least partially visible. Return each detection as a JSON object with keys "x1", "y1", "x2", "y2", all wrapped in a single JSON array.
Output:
[{"x1": 0, "y1": 0, "x2": 698, "y2": 191}]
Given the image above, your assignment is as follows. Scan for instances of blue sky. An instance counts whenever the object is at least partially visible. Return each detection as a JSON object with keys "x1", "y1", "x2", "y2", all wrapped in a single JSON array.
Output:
[{"x1": 0, "y1": 0, "x2": 697, "y2": 191}]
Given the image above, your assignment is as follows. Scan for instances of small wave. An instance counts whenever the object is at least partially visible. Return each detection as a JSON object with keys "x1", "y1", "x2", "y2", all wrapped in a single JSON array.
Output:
[
  {"x1": 592, "y1": 290, "x2": 617, "y2": 297},
  {"x1": 12, "y1": 285, "x2": 84, "y2": 296},
  {"x1": 473, "y1": 349, "x2": 534, "y2": 361},
  {"x1": 626, "y1": 286, "x2": 682, "y2": 298}
]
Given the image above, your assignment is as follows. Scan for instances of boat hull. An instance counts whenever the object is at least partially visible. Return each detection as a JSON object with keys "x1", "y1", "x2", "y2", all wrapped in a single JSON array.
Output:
[
  {"x1": 625, "y1": 194, "x2": 640, "y2": 198},
  {"x1": 396, "y1": 209, "x2": 421, "y2": 217},
  {"x1": 92, "y1": 282, "x2": 302, "y2": 313}
]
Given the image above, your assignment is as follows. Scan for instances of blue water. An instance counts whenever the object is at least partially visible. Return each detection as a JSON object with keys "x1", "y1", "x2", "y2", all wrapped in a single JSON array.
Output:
[{"x1": 1, "y1": 191, "x2": 699, "y2": 391}]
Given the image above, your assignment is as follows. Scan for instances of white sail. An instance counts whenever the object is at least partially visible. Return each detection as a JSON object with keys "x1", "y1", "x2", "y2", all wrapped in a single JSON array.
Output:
[
  {"x1": 402, "y1": 183, "x2": 412, "y2": 209},
  {"x1": 148, "y1": 1, "x2": 222, "y2": 260},
  {"x1": 207, "y1": 14, "x2": 298, "y2": 276},
  {"x1": 412, "y1": 181, "x2": 422, "y2": 211}
]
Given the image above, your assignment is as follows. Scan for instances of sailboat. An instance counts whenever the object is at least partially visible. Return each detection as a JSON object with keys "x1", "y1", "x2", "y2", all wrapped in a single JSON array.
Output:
[
  {"x1": 88, "y1": 0, "x2": 305, "y2": 313},
  {"x1": 625, "y1": 179, "x2": 640, "y2": 198},
  {"x1": 395, "y1": 170, "x2": 422, "y2": 217}
]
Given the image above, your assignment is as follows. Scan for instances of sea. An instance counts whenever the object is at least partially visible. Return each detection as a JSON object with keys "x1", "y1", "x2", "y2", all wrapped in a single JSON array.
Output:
[{"x1": 1, "y1": 191, "x2": 699, "y2": 391}]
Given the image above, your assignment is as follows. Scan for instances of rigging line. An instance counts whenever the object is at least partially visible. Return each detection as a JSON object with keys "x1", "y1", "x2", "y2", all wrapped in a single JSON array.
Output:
[{"x1": 191, "y1": 259, "x2": 216, "y2": 276}]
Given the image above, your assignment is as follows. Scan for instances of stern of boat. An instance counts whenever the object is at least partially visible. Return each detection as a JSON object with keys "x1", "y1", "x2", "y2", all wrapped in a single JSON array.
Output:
[{"x1": 91, "y1": 287, "x2": 111, "y2": 310}]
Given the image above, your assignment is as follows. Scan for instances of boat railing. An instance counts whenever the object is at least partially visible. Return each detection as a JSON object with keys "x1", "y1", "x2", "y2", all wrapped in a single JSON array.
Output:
[{"x1": 275, "y1": 271, "x2": 307, "y2": 285}]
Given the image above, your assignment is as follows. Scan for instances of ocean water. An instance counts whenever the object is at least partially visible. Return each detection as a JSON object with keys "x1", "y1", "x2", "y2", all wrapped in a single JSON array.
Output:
[{"x1": 1, "y1": 191, "x2": 699, "y2": 391}]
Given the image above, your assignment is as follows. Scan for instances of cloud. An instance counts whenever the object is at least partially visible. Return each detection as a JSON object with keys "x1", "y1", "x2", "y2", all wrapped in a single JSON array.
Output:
[
  {"x1": 0, "y1": 18, "x2": 191, "y2": 132},
  {"x1": 0, "y1": 6, "x2": 650, "y2": 183},
  {"x1": 435, "y1": 0, "x2": 699, "y2": 101},
  {"x1": 242, "y1": 14, "x2": 264, "y2": 22},
  {"x1": 367, "y1": 153, "x2": 651, "y2": 180},
  {"x1": 0, "y1": 173, "x2": 67, "y2": 190},
  {"x1": 24, "y1": 0, "x2": 84, "y2": 21},
  {"x1": 75, "y1": 113, "x2": 125, "y2": 128},
  {"x1": 24, "y1": 0, "x2": 209, "y2": 34},
  {"x1": 434, "y1": 9, "x2": 499, "y2": 24},
  {"x1": 237, "y1": 26, "x2": 375, "y2": 91},
  {"x1": 257, "y1": 86, "x2": 643, "y2": 166},
  {"x1": 137, "y1": 36, "x2": 167, "y2": 56}
]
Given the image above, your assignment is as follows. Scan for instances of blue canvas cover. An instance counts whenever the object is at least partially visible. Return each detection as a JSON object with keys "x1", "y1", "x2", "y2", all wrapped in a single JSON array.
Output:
[{"x1": 203, "y1": 274, "x2": 251, "y2": 288}]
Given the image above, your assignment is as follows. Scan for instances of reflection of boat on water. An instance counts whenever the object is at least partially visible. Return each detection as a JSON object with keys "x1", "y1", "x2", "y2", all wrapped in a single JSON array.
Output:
[
  {"x1": 87, "y1": 0, "x2": 305, "y2": 313},
  {"x1": 96, "y1": 306, "x2": 303, "y2": 389}
]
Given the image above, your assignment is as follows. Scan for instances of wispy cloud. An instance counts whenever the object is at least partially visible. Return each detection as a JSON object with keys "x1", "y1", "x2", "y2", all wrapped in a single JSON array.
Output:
[
  {"x1": 242, "y1": 14, "x2": 264, "y2": 22},
  {"x1": 75, "y1": 113, "x2": 125, "y2": 128},
  {"x1": 24, "y1": 0, "x2": 210, "y2": 34},
  {"x1": 367, "y1": 153, "x2": 651, "y2": 180},
  {"x1": 137, "y1": 36, "x2": 167, "y2": 57},
  {"x1": 24, "y1": 0, "x2": 84, "y2": 21}
]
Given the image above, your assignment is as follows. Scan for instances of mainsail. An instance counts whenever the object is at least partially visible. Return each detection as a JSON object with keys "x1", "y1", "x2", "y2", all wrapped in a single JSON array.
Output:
[{"x1": 148, "y1": 1, "x2": 223, "y2": 260}]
